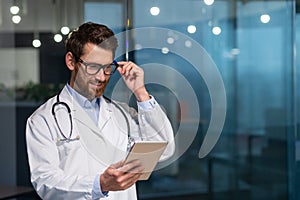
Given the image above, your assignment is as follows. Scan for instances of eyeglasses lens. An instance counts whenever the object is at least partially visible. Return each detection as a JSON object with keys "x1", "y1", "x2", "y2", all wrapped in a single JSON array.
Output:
[{"x1": 86, "y1": 63, "x2": 117, "y2": 75}]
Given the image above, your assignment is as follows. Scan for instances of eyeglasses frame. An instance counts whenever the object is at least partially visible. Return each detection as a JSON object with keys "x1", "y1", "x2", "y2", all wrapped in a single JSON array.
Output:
[{"x1": 72, "y1": 52, "x2": 119, "y2": 76}]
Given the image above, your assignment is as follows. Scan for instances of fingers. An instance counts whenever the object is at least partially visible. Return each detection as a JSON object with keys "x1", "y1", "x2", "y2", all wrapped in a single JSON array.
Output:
[
  {"x1": 117, "y1": 61, "x2": 142, "y2": 79},
  {"x1": 108, "y1": 159, "x2": 144, "y2": 179},
  {"x1": 117, "y1": 61, "x2": 132, "y2": 75},
  {"x1": 110, "y1": 160, "x2": 125, "y2": 169},
  {"x1": 122, "y1": 172, "x2": 143, "y2": 188},
  {"x1": 118, "y1": 161, "x2": 144, "y2": 188},
  {"x1": 119, "y1": 159, "x2": 144, "y2": 175},
  {"x1": 116, "y1": 61, "x2": 149, "y2": 101},
  {"x1": 100, "y1": 160, "x2": 144, "y2": 191}
]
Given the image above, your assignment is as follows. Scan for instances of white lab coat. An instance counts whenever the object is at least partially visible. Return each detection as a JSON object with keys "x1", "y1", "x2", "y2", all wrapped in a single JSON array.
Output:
[{"x1": 26, "y1": 86, "x2": 175, "y2": 200}]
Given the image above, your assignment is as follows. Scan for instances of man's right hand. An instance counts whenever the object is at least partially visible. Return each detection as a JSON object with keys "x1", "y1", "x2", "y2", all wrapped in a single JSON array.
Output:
[{"x1": 100, "y1": 159, "x2": 144, "y2": 192}]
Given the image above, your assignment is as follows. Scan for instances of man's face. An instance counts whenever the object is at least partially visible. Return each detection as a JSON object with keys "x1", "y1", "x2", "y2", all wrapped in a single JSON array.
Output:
[{"x1": 71, "y1": 43, "x2": 113, "y2": 100}]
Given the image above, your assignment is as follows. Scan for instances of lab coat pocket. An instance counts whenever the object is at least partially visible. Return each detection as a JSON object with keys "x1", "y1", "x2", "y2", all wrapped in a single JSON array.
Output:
[
  {"x1": 56, "y1": 139, "x2": 82, "y2": 163},
  {"x1": 57, "y1": 139, "x2": 88, "y2": 173}
]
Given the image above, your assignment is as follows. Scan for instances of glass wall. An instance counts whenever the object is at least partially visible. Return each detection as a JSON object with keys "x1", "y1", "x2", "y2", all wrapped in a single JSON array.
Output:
[{"x1": 0, "y1": 0, "x2": 298, "y2": 199}]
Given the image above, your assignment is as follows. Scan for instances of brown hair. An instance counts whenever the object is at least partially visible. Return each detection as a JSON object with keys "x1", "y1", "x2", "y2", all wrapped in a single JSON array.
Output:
[{"x1": 65, "y1": 22, "x2": 118, "y2": 59}]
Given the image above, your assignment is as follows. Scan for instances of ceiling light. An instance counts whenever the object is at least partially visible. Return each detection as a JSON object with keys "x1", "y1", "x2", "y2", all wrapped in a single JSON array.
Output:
[
  {"x1": 54, "y1": 34, "x2": 63, "y2": 43},
  {"x1": 150, "y1": 7, "x2": 160, "y2": 16},
  {"x1": 204, "y1": 0, "x2": 214, "y2": 6},
  {"x1": 10, "y1": 6, "x2": 20, "y2": 15},
  {"x1": 185, "y1": 40, "x2": 192, "y2": 48},
  {"x1": 12, "y1": 15, "x2": 21, "y2": 24},
  {"x1": 231, "y1": 48, "x2": 240, "y2": 55},
  {"x1": 32, "y1": 39, "x2": 41, "y2": 48},
  {"x1": 61, "y1": 26, "x2": 70, "y2": 35},
  {"x1": 260, "y1": 14, "x2": 270, "y2": 24},
  {"x1": 167, "y1": 37, "x2": 175, "y2": 44},
  {"x1": 161, "y1": 47, "x2": 169, "y2": 54},
  {"x1": 187, "y1": 25, "x2": 197, "y2": 34},
  {"x1": 212, "y1": 26, "x2": 221, "y2": 35},
  {"x1": 135, "y1": 44, "x2": 142, "y2": 50}
]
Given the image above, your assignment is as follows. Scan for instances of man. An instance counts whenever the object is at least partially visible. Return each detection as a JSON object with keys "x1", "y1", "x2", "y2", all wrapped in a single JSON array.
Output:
[{"x1": 26, "y1": 22, "x2": 175, "y2": 200}]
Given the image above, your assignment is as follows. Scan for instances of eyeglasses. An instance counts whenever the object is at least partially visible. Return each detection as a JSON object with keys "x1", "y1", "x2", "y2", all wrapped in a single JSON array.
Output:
[{"x1": 77, "y1": 57, "x2": 119, "y2": 76}]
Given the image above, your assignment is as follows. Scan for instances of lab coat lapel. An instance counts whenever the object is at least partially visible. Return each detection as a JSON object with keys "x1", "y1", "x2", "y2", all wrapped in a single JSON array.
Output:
[
  {"x1": 59, "y1": 88, "x2": 120, "y2": 164},
  {"x1": 58, "y1": 87, "x2": 113, "y2": 134},
  {"x1": 59, "y1": 87, "x2": 113, "y2": 132},
  {"x1": 58, "y1": 86, "x2": 99, "y2": 133},
  {"x1": 73, "y1": 105, "x2": 99, "y2": 133},
  {"x1": 97, "y1": 96, "x2": 113, "y2": 131},
  {"x1": 72, "y1": 97, "x2": 112, "y2": 134}
]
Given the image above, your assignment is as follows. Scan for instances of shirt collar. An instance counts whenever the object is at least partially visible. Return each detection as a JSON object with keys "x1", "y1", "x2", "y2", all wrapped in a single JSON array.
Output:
[{"x1": 66, "y1": 83, "x2": 100, "y2": 108}]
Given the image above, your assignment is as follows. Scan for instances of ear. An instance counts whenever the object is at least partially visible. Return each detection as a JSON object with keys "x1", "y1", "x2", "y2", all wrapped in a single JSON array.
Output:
[{"x1": 65, "y1": 51, "x2": 76, "y2": 71}]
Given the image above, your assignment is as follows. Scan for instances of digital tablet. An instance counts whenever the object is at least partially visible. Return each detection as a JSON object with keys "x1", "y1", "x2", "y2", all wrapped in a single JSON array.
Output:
[{"x1": 125, "y1": 141, "x2": 168, "y2": 180}]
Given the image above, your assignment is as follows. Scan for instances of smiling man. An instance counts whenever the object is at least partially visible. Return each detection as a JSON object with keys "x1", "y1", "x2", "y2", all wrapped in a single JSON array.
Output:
[{"x1": 26, "y1": 22, "x2": 175, "y2": 200}]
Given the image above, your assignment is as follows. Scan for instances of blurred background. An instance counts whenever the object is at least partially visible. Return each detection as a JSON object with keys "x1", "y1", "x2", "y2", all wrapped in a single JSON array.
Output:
[{"x1": 0, "y1": 0, "x2": 300, "y2": 199}]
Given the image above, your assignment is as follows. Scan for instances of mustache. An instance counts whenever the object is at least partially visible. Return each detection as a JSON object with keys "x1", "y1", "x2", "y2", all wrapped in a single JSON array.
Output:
[{"x1": 90, "y1": 79, "x2": 108, "y2": 84}]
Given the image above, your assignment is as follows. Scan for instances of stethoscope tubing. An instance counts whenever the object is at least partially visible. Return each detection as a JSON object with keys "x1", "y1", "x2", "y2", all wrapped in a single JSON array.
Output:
[{"x1": 52, "y1": 88, "x2": 134, "y2": 151}]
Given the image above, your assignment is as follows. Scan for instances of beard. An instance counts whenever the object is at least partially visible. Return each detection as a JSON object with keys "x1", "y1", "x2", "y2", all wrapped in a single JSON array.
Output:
[
  {"x1": 70, "y1": 69, "x2": 110, "y2": 101},
  {"x1": 93, "y1": 79, "x2": 109, "y2": 98}
]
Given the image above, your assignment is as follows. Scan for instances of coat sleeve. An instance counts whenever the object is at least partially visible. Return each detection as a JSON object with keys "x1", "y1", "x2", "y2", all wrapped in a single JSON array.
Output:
[{"x1": 26, "y1": 114, "x2": 95, "y2": 200}]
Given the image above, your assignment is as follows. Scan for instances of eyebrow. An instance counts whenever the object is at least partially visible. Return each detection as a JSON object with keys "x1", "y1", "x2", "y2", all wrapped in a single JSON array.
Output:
[{"x1": 79, "y1": 58, "x2": 113, "y2": 66}]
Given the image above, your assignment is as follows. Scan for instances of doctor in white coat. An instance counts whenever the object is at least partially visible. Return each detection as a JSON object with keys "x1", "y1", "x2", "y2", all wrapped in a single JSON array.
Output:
[{"x1": 26, "y1": 22, "x2": 175, "y2": 200}]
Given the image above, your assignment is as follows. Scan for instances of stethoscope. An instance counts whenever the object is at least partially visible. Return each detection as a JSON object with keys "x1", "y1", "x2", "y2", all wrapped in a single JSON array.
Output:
[{"x1": 51, "y1": 88, "x2": 135, "y2": 152}]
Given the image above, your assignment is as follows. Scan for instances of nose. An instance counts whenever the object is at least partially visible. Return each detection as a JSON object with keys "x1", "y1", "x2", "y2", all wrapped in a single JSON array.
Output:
[{"x1": 95, "y1": 68, "x2": 106, "y2": 81}]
